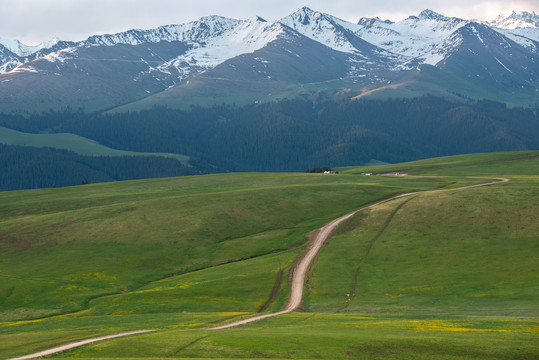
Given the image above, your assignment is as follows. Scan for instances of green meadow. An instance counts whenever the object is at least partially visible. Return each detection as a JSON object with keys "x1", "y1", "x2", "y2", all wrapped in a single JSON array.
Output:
[
  {"x1": 0, "y1": 151, "x2": 538, "y2": 359},
  {"x1": 0, "y1": 126, "x2": 190, "y2": 165}
]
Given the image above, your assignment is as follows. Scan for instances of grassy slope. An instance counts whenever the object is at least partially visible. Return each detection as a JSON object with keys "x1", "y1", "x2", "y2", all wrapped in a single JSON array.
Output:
[
  {"x1": 325, "y1": 151, "x2": 539, "y2": 313},
  {"x1": 0, "y1": 151, "x2": 537, "y2": 359},
  {"x1": 0, "y1": 173, "x2": 455, "y2": 319},
  {"x1": 0, "y1": 126, "x2": 190, "y2": 165},
  {"x1": 338, "y1": 150, "x2": 539, "y2": 176},
  {"x1": 350, "y1": 65, "x2": 539, "y2": 107},
  {"x1": 308, "y1": 184, "x2": 538, "y2": 316}
]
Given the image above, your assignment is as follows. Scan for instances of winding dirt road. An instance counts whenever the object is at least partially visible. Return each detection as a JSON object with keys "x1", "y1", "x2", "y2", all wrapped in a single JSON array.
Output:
[
  {"x1": 5, "y1": 330, "x2": 154, "y2": 360},
  {"x1": 209, "y1": 176, "x2": 510, "y2": 329},
  {"x1": 211, "y1": 210, "x2": 360, "y2": 329},
  {"x1": 4, "y1": 176, "x2": 510, "y2": 358}
]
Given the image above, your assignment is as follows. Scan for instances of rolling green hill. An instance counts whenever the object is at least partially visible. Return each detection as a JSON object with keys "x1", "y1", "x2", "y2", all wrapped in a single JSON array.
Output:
[
  {"x1": 0, "y1": 126, "x2": 190, "y2": 165},
  {"x1": 0, "y1": 151, "x2": 537, "y2": 359}
]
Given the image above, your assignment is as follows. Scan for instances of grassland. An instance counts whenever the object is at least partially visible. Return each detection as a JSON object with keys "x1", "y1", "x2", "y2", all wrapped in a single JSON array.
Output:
[
  {"x1": 0, "y1": 151, "x2": 538, "y2": 359},
  {"x1": 352, "y1": 65, "x2": 539, "y2": 106},
  {"x1": 0, "y1": 126, "x2": 190, "y2": 165}
]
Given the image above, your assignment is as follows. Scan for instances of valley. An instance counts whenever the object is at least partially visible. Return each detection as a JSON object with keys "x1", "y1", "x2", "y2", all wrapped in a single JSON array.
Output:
[
  {"x1": 0, "y1": 151, "x2": 537, "y2": 359},
  {"x1": 0, "y1": 5, "x2": 538, "y2": 359}
]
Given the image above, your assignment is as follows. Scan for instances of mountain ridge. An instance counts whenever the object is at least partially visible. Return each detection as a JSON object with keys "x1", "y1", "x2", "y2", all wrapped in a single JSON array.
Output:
[{"x1": 0, "y1": 7, "x2": 538, "y2": 112}]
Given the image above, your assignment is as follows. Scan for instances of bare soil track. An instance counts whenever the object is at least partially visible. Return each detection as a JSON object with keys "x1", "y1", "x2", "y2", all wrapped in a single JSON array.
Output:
[
  {"x1": 5, "y1": 330, "x2": 154, "y2": 360},
  {"x1": 4, "y1": 176, "x2": 509, "y2": 359},
  {"x1": 210, "y1": 176, "x2": 509, "y2": 329}
]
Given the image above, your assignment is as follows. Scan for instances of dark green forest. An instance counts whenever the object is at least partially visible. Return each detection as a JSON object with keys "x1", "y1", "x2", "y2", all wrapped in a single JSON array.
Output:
[
  {"x1": 0, "y1": 144, "x2": 205, "y2": 190},
  {"x1": 1, "y1": 96, "x2": 538, "y2": 190}
]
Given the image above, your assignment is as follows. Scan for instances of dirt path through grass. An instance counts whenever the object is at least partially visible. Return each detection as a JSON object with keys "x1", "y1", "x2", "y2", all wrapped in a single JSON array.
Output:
[
  {"x1": 5, "y1": 176, "x2": 510, "y2": 357},
  {"x1": 209, "y1": 176, "x2": 510, "y2": 329},
  {"x1": 5, "y1": 330, "x2": 154, "y2": 360}
]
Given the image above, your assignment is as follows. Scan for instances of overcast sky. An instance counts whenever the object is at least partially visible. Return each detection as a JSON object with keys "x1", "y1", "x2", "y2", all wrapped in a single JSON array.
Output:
[{"x1": 1, "y1": 0, "x2": 538, "y2": 45}]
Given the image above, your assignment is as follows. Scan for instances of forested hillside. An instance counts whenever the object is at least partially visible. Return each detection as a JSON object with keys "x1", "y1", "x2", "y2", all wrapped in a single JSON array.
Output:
[
  {"x1": 1, "y1": 96, "x2": 538, "y2": 190},
  {"x1": 0, "y1": 144, "x2": 206, "y2": 190}
]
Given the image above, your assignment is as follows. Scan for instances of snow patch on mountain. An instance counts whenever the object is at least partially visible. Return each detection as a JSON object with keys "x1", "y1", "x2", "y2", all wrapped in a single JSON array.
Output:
[
  {"x1": 0, "y1": 38, "x2": 59, "y2": 57},
  {"x1": 398, "y1": 29, "x2": 464, "y2": 68},
  {"x1": 355, "y1": 11, "x2": 467, "y2": 59},
  {"x1": 495, "y1": 28, "x2": 538, "y2": 52},
  {"x1": 185, "y1": 17, "x2": 283, "y2": 68},
  {"x1": 0, "y1": 59, "x2": 21, "y2": 74},
  {"x1": 417, "y1": 9, "x2": 448, "y2": 21},
  {"x1": 143, "y1": 17, "x2": 285, "y2": 81},
  {"x1": 489, "y1": 11, "x2": 539, "y2": 29},
  {"x1": 43, "y1": 49, "x2": 71, "y2": 64},
  {"x1": 84, "y1": 15, "x2": 244, "y2": 47},
  {"x1": 279, "y1": 7, "x2": 361, "y2": 54},
  {"x1": 1, "y1": 6, "x2": 538, "y2": 89}
]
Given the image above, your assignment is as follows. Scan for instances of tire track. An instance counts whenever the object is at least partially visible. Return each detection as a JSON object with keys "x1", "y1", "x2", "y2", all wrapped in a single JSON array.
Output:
[{"x1": 339, "y1": 197, "x2": 415, "y2": 312}]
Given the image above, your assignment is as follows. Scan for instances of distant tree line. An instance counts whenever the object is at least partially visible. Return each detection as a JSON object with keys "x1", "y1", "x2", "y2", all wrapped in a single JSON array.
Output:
[
  {"x1": 0, "y1": 144, "x2": 202, "y2": 191},
  {"x1": 1, "y1": 95, "x2": 538, "y2": 190}
]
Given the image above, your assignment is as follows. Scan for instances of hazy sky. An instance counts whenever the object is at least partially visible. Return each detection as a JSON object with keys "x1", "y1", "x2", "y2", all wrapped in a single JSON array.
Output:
[{"x1": 1, "y1": 0, "x2": 538, "y2": 45}]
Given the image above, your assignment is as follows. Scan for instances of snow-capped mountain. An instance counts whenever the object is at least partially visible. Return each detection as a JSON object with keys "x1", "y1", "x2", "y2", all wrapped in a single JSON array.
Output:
[
  {"x1": 489, "y1": 11, "x2": 539, "y2": 29},
  {"x1": 0, "y1": 7, "x2": 538, "y2": 113},
  {"x1": 280, "y1": 7, "x2": 380, "y2": 56},
  {"x1": 434, "y1": 22, "x2": 538, "y2": 90},
  {"x1": 8, "y1": 16, "x2": 285, "y2": 73},
  {"x1": 36, "y1": 15, "x2": 287, "y2": 86},
  {"x1": 355, "y1": 10, "x2": 468, "y2": 63},
  {"x1": 486, "y1": 11, "x2": 539, "y2": 53},
  {"x1": 0, "y1": 37, "x2": 59, "y2": 57}
]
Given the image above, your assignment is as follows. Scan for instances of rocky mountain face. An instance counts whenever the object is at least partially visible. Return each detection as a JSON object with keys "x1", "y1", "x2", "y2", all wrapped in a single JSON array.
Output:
[{"x1": 0, "y1": 7, "x2": 537, "y2": 112}]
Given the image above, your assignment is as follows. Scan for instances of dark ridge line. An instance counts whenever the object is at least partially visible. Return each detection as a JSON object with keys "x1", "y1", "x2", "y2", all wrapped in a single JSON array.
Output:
[
  {"x1": 258, "y1": 269, "x2": 284, "y2": 313},
  {"x1": 0, "y1": 286, "x2": 15, "y2": 307},
  {"x1": 171, "y1": 335, "x2": 212, "y2": 357},
  {"x1": 0, "y1": 290, "x2": 122, "y2": 325},
  {"x1": 297, "y1": 313, "x2": 317, "y2": 323},
  {"x1": 339, "y1": 196, "x2": 416, "y2": 312},
  {"x1": 433, "y1": 181, "x2": 456, "y2": 189},
  {"x1": 3, "y1": 223, "x2": 319, "y2": 324}
]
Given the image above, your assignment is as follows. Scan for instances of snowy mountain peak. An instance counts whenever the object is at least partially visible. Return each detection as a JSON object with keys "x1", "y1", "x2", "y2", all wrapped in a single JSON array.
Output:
[
  {"x1": 1, "y1": 7, "x2": 538, "y2": 82},
  {"x1": 490, "y1": 11, "x2": 539, "y2": 29},
  {"x1": 357, "y1": 17, "x2": 381, "y2": 27},
  {"x1": 280, "y1": 8, "x2": 369, "y2": 54},
  {"x1": 197, "y1": 15, "x2": 239, "y2": 26},
  {"x1": 418, "y1": 9, "x2": 447, "y2": 21},
  {"x1": 355, "y1": 9, "x2": 468, "y2": 59},
  {"x1": 143, "y1": 14, "x2": 285, "y2": 75},
  {"x1": 186, "y1": 15, "x2": 243, "y2": 39},
  {"x1": 286, "y1": 6, "x2": 326, "y2": 26},
  {"x1": 0, "y1": 37, "x2": 59, "y2": 57}
]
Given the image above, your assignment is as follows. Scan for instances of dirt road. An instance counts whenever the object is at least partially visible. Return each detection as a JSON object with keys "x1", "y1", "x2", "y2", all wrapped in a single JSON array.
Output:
[
  {"x1": 5, "y1": 176, "x2": 510, "y2": 357},
  {"x1": 209, "y1": 176, "x2": 510, "y2": 329},
  {"x1": 210, "y1": 210, "x2": 360, "y2": 329},
  {"x1": 5, "y1": 330, "x2": 154, "y2": 360}
]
